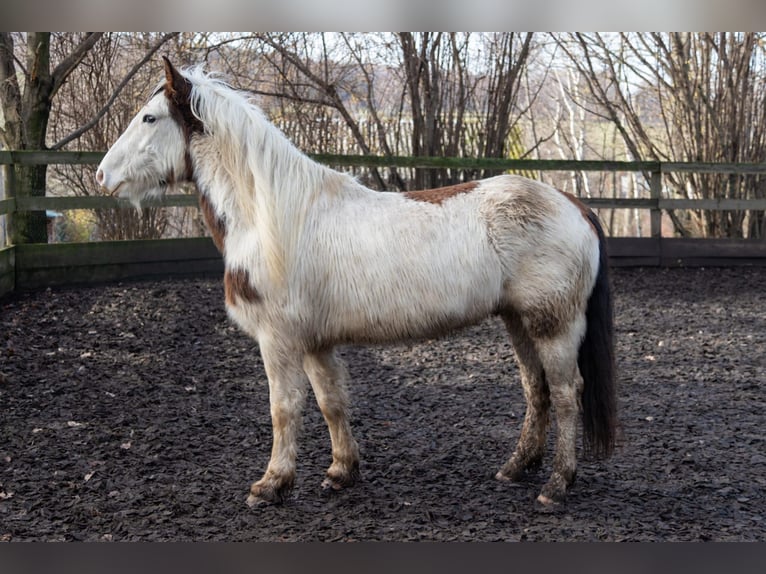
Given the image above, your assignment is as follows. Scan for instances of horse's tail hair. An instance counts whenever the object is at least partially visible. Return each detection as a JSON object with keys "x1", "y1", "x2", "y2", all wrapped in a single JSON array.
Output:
[{"x1": 578, "y1": 210, "x2": 618, "y2": 459}]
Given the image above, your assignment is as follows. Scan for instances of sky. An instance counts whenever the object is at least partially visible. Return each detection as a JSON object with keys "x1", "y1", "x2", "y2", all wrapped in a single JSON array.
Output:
[{"x1": 4, "y1": 0, "x2": 766, "y2": 31}]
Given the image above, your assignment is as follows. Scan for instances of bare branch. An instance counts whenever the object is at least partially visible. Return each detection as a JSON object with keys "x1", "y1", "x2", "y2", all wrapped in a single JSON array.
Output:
[
  {"x1": 51, "y1": 32, "x2": 179, "y2": 150},
  {"x1": 50, "y1": 33, "x2": 103, "y2": 99}
]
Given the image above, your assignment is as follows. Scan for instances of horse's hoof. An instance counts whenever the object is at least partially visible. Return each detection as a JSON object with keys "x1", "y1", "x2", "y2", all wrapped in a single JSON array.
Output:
[
  {"x1": 534, "y1": 493, "x2": 565, "y2": 514},
  {"x1": 321, "y1": 477, "x2": 345, "y2": 492},
  {"x1": 538, "y1": 471, "x2": 571, "y2": 505},
  {"x1": 496, "y1": 456, "x2": 542, "y2": 483},
  {"x1": 536, "y1": 493, "x2": 557, "y2": 506},
  {"x1": 495, "y1": 470, "x2": 515, "y2": 482},
  {"x1": 247, "y1": 478, "x2": 293, "y2": 507},
  {"x1": 495, "y1": 467, "x2": 531, "y2": 483},
  {"x1": 246, "y1": 493, "x2": 272, "y2": 508},
  {"x1": 321, "y1": 465, "x2": 360, "y2": 492}
]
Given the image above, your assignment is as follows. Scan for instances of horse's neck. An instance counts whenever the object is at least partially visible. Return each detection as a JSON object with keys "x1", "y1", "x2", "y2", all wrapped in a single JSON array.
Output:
[
  {"x1": 190, "y1": 111, "x2": 342, "y2": 283},
  {"x1": 190, "y1": 136, "x2": 243, "y2": 225}
]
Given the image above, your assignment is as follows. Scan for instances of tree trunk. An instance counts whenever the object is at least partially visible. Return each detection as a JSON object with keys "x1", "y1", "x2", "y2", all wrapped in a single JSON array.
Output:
[
  {"x1": 2, "y1": 32, "x2": 109, "y2": 244},
  {"x1": 0, "y1": 33, "x2": 53, "y2": 243},
  {"x1": 17, "y1": 34, "x2": 53, "y2": 243},
  {"x1": 12, "y1": 164, "x2": 49, "y2": 244}
]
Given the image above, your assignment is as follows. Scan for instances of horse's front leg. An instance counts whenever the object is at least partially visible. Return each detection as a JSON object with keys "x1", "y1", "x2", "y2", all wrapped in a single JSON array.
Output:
[
  {"x1": 247, "y1": 339, "x2": 308, "y2": 507},
  {"x1": 303, "y1": 350, "x2": 360, "y2": 491}
]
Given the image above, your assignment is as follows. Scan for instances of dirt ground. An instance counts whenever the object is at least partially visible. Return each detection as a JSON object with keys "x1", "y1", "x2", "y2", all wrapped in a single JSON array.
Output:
[{"x1": 0, "y1": 266, "x2": 764, "y2": 541}]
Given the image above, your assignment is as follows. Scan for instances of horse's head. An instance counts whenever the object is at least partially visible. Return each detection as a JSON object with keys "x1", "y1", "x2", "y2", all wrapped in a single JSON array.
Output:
[{"x1": 96, "y1": 57, "x2": 200, "y2": 206}]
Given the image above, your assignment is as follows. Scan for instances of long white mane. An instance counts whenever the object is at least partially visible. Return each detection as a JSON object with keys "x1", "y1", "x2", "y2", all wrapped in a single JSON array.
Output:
[{"x1": 183, "y1": 66, "x2": 350, "y2": 283}]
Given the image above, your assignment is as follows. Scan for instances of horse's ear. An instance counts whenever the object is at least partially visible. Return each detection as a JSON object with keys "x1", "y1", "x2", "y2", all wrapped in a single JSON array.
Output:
[{"x1": 162, "y1": 56, "x2": 186, "y2": 98}]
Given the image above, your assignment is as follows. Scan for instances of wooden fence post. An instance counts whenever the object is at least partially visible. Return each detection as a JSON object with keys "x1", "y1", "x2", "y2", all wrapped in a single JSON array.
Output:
[
  {"x1": 1, "y1": 162, "x2": 15, "y2": 247},
  {"x1": 650, "y1": 168, "x2": 662, "y2": 239},
  {"x1": 0, "y1": 162, "x2": 16, "y2": 297}
]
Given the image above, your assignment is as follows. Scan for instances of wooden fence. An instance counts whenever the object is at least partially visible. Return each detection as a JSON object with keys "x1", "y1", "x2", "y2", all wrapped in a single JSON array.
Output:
[{"x1": 1, "y1": 150, "x2": 766, "y2": 298}]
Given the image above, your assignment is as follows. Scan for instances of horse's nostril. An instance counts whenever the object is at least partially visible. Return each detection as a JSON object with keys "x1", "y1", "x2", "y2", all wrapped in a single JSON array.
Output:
[{"x1": 96, "y1": 169, "x2": 104, "y2": 186}]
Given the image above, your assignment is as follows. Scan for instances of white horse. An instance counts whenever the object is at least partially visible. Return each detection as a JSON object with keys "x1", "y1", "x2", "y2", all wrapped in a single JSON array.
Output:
[{"x1": 97, "y1": 58, "x2": 617, "y2": 506}]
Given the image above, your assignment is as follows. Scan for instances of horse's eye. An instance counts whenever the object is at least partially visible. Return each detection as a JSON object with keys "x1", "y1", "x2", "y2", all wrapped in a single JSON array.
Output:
[{"x1": 143, "y1": 114, "x2": 156, "y2": 124}]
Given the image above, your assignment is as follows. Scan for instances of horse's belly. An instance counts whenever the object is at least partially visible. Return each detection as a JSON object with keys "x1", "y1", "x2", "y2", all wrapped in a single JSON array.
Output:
[{"x1": 321, "y1": 271, "x2": 502, "y2": 344}]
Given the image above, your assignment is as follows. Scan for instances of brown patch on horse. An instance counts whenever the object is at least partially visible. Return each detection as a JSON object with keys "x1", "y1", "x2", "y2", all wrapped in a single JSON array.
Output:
[
  {"x1": 558, "y1": 190, "x2": 598, "y2": 236},
  {"x1": 404, "y1": 181, "x2": 479, "y2": 205},
  {"x1": 224, "y1": 268, "x2": 261, "y2": 306},
  {"x1": 199, "y1": 192, "x2": 226, "y2": 253},
  {"x1": 163, "y1": 57, "x2": 204, "y2": 137}
]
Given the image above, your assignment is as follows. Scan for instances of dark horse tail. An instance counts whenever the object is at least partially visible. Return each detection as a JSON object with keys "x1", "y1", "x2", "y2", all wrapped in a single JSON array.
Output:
[{"x1": 579, "y1": 210, "x2": 618, "y2": 459}]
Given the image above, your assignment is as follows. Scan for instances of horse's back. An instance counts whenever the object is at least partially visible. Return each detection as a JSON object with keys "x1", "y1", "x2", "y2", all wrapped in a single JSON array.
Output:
[
  {"x1": 295, "y1": 185, "x2": 505, "y2": 343},
  {"x1": 290, "y1": 174, "x2": 599, "y2": 346}
]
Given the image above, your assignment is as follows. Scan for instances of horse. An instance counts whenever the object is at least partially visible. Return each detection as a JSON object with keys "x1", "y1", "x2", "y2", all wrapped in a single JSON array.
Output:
[{"x1": 96, "y1": 57, "x2": 617, "y2": 507}]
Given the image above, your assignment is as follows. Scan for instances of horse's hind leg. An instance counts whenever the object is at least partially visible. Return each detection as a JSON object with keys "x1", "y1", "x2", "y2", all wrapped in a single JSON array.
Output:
[
  {"x1": 496, "y1": 313, "x2": 550, "y2": 482},
  {"x1": 304, "y1": 350, "x2": 360, "y2": 491},
  {"x1": 533, "y1": 320, "x2": 586, "y2": 504},
  {"x1": 247, "y1": 338, "x2": 309, "y2": 507}
]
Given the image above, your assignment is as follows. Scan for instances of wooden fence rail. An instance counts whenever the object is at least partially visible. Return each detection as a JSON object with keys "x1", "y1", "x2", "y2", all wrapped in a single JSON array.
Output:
[{"x1": 1, "y1": 151, "x2": 766, "y2": 298}]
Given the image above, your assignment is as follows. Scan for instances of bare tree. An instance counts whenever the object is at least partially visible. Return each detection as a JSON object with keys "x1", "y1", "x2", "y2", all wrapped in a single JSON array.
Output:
[
  {"x1": 557, "y1": 32, "x2": 766, "y2": 238},
  {"x1": 551, "y1": 67, "x2": 592, "y2": 197},
  {"x1": 397, "y1": 32, "x2": 535, "y2": 188},
  {"x1": 223, "y1": 33, "x2": 538, "y2": 191},
  {"x1": 252, "y1": 33, "x2": 392, "y2": 190},
  {"x1": 47, "y1": 33, "x2": 187, "y2": 241},
  {"x1": 475, "y1": 33, "x2": 535, "y2": 176},
  {"x1": 0, "y1": 32, "x2": 179, "y2": 244},
  {"x1": 1, "y1": 32, "x2": 102, "y2": 244}
]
